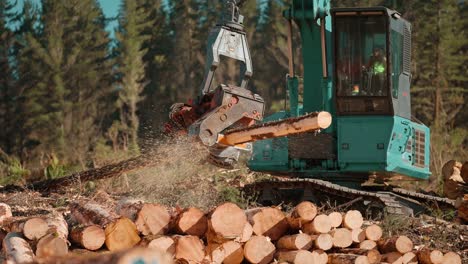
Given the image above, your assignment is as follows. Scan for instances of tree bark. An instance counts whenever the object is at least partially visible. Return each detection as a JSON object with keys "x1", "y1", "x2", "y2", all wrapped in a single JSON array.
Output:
[
  {"x1": 2, "y1": 232, "x2": 35, "y2": 264},
  {"x1": 378, "y1": 236, "x2": 413, "y2": 254},
  {"x1": 328, "y1": 253, "x2": 370, "y2": 264},
  {"x1": 70, "y1": 225, "x2": 105, "y2": 251},
  {"x1": 276, "y1": 233, "x2": 313, "y2": 250},
  {"x1": 416, "y1": 248, "x2": 444, "y2": 264},
  {"x1": 0, "y1": 203, "x2": 12, "y2": 225}
]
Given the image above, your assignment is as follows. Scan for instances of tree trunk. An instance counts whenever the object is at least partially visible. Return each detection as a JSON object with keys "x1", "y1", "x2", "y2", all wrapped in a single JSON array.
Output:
[
  {"x1": 364, "y1": 224, "x2": 383, "y2": 241},
  {"x1": 243, "y1": 236, "x2": 275, "y2": 264},
  {"x1": 360, "y1": 240, "x2": 377, "y2": 250},
  {"x1": 246, "y1": 207, "x2": 289, "y2": 241},
  {"x1": 36, "y1": 233, "x2": 68, "y2": 258},
  {"x1": 0, "y1": 203, "x2": 12, "y2": 225},
  {"x1": 174, "y1": 235, "x2": 205, "y2": 263},
  {"x1": 328, "y1": 212, "x2": 343, "y2": 228},
  {"x1": 302, "y1": 214, "x2": 331, "y2": 234},
  {"x1": 121, "y1": 202, "x2": 171, "y2": 236},
  {"x1": 343, "y1": 210, "x2": 363, "y2": 229},
  {"x1": 32, "y1": 247, "x2": 173, "y2": 264},
  {"x1": 335, "y1": 249, "x2": 381, "y2": 264},
  {"x1": 351, "y1": 228, "x2": 366, "y2": 244},
  {"x1": 70, "y1": 225, "x2": 105, "y2": 251},
  {"x1": 104, "y1": 217, "x2": 141, "y2": 252},
  {"x1": 148, "y1": 236, "x2": 176, "y2": 255},
  {"x1": 378, "y1": 236, "x2": 413, "y2": 254},
  {"x1": 314, "y1": 233, "x2": 333, "y2": 251},
  {"x1": 207, "y1": 203, "x2": 247, "y2": 243},
  {"x1": 328, "y1": 253, "x2": 370, "y2": 264},
  {"x1": 173, "y1": 207, "x2": 207, "y2": 237},
  {"x1": 2, "y1": 232, "x2": 35, "y2": 264},
  {"x1": 70, "y1": 202, "x2": 117, "y2": 227},
  {"x1": 416, "y1": 248, "x2": 444, "y2": 264},
  {"x1": 275, "y1": 250, "x2": 320, "y2": 264},
  {"x1": 441, "y1": 252, "x2": 462, "y2": 264},
  {"x1": 331, "y1": 228, "x2": 353, "y2": 248},
  {"x1": 208, "y1": 240, "x2": 244, "y2": 264},
  {"x1": 287, "y1": 201, "x2": 317, "y2": 230},
  {"x1": 276, "y1": 233, "x2": 313, "y2": 250}
]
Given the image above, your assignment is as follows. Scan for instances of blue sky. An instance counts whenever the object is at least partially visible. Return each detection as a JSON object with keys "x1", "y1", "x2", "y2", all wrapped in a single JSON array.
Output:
[{"x1": 12, "y1": 0, "x2": 121, "y2": 34}]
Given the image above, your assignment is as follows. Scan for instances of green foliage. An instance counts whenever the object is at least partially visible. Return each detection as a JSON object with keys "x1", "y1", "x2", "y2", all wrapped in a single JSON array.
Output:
[
  {"x1": 0, "y1": 157, "x2": 30, "y2": 185},
  {"x1": 43, "y1": 154, "x2": 66, "y2": 180}
]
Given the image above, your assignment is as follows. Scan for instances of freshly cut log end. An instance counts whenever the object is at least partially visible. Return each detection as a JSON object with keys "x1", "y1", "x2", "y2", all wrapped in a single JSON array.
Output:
[
  {"x1": 401, "y1": 252, "x2": 417, "y2": 263},
  {"x1": 209, "y1": 202, "x2": 247, "y2": 240},
  {"x1": 328, "y1": 212, "x2": 343, "y2": 228},
  {"x1": 328, "y1": 253, "x2": 370, "y2": 264},
  {"x1": 2, "y1": 232, "x2": 35, "y2": 264},
  {"x1": 209, "y1": 240, "x2": 243, "y2": 264},
  {"x1": 175, "y1": 235, "x2": 205, "y2": 263},
  {"x1": 23, "y1": 217, "x2": 49, "y2": 240},
  {"x1": 351, "y1": 228, "x2": 366, "y2": 244},
  {"x1": 288, "y1": 201, "x2": 318, "y2": 229},
  {"x1": 303, "y1": 214, "x2": 331, "y2": 234},
  {"x1": 104, "y1": 217, "x2": 141, "y2": 252},
  {"x1": 441, "y1": 252, "x2": 462, "y2": 264},
  {"x1": 314, "y1": 233, "x2": 333, "y2": 251},
  {"x1": 311, "y1": 250, "x2": 328, "y2": 264},
  {"x1": 364, "y1": 224, "x2": 383, "y2": 241},
  {"x1": 275, "y1": 250, "x2": 316, "y2": 264},
  {"x1": 276, "y1": 233, "x2": 312, "y2": 250},
  {"x1": 248, "y1": 207, "x2": 289, "y2": 241},
  {"x1": 174, "y1": 207, "x2": 207, "y2": 237},
  {"x1": 235, "y1": 222, "x2": 253, "y2": 243},
  {"x1": 148, "y1": 236, "x2": 175, "y2": 255},
  {"x1": 70, "y1": 225, "x2": 105, "y2": 251},
  {"x1": 36, "y1": 233, "x2": 68, "y2": 258},
  {"x1": 359, "y1": 240, "x2": 377, "y2": 250},
  {"x1": 331, "y1": 228, "x2": 353, "y2": 248},
  {"x1": 416, "y1": 248, "x2": 443, "y2": 264},
  {"x1": 243, "y1": 236, "x2": 275, "y2": 264},
  {"x1": 135, "y1": 203, "x2": 171, "y2": 236},
  {"x1": 46, "y1": 213, "x2": 69, "y2": 240},
  {"x1": 0, "y1": 203, "x2": 12, "y2": 225},
  {"x1": 343, "y1": 210, "x2": 364, "y2": 229},
  {"x1": 378, "y1": 236, "x2": 413, "y2": 254}
]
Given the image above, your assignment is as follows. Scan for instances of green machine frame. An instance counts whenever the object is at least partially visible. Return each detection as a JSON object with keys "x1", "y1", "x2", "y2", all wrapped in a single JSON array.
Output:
[{"x1": 248, "y1": 0, "x2": 431, "y2": 186}]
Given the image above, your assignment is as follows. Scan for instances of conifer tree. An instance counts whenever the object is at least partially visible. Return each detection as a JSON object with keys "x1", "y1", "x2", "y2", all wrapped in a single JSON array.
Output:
[{"x1": 115, "y1": 0, "x2": 152, "y2": 153}]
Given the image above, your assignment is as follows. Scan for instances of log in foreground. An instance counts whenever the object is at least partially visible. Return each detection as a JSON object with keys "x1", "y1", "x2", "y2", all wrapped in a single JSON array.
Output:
[
  {"x1": 246, "y1": 207, "x2": 289, "y2": 240},
  {"x1": 303, "y1": 214, "x2": 331, "y2": 234},
  {"x1": 209, "y1": 240, "x2": 244, "y2": 264},
  {"x1": 70, "y1": 225, "x2": 106, "y2": 251},
  {"x1": 416, "y1": 248, "x2": 443, "y2": 264},
  {"x1": 378, "y1": 236, "x2": 413, "y2": 254},
  {"x1": 148, "y1": 236, "x2": 175, "y2": 255},
  {"x1": 208, "y1": 203, "x2": 247, "y2": 242},
  {"x1": 2, "y1": 232, "x2": 35, "y2": 264},
  {"x1": 174, "y1": 235, "x2": 205, "y2": 263},
  {"x1": 275, "y1": 250, "x2": 320, "y2": 264},
  {"x1": 117, "y1": 201, "x2": 171, "y2": 236},
  {"x1": 104, "y1": 217, "x2": 141, "y2": 252},
  {"x1": 276, "y1": 233, "x2": 313, "y2": 250},
  {"x1": 36, "y1": 233, "x2": 68, "y2": 258},
  {"x1": 287, "y1": 201, "x2": 318, "y2": 230},
  {"x1": 33, "y1": 247, "x2": 174, "y2": 264},
  {"x1": 173, "y1": 207, "x2": 208, "y2": 237},
  {"x1": 314, "y1": 233, "x2": 333, "y2": 251},
  {"x1": 217, "y1": 112, "x2": 332, "y2": 146},
  {"x1": 243, "y1": 236, "x2": 275, "y2": 264}
]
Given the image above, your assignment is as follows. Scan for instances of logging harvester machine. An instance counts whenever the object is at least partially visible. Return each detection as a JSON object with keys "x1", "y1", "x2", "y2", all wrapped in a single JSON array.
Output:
[{"x1": 166, "y1": 0, "x2": 455, "y2": 216}]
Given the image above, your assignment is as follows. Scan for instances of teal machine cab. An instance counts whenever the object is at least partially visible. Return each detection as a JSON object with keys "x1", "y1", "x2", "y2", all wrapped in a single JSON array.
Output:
[{"x1": 248, "y1": 0, "x2": 431, "y2": 187}]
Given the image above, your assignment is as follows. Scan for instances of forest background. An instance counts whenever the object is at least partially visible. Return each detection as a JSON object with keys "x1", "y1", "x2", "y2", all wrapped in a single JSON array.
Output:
[{"x1": 0, "y1": 0, "x2": 466, "y2": 194}]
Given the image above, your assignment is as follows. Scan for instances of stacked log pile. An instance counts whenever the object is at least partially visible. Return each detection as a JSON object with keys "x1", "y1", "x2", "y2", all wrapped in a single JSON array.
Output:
[{"x1": 0, "y1": 201, "x2": 463, "y2": 264}]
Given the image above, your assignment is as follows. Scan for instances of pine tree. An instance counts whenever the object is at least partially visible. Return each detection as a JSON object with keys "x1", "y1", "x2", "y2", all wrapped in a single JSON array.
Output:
[
  {"x1": 115, "y1": 0, "x2": 152, "y2": 153},
  {"x1": 0, "y1": 0, "x2": 15, "y2": 154}
]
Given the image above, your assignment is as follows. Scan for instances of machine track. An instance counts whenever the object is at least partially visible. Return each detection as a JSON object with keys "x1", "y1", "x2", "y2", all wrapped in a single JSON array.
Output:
[{"x1": 244, "y1": 178, "x2": 456, "y2": 217}]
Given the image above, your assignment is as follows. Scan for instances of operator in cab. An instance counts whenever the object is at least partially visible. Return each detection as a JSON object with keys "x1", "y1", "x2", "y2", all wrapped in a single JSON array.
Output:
[{"x1": 365, "y1": 47, "x2": 387, "y2": 96}]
